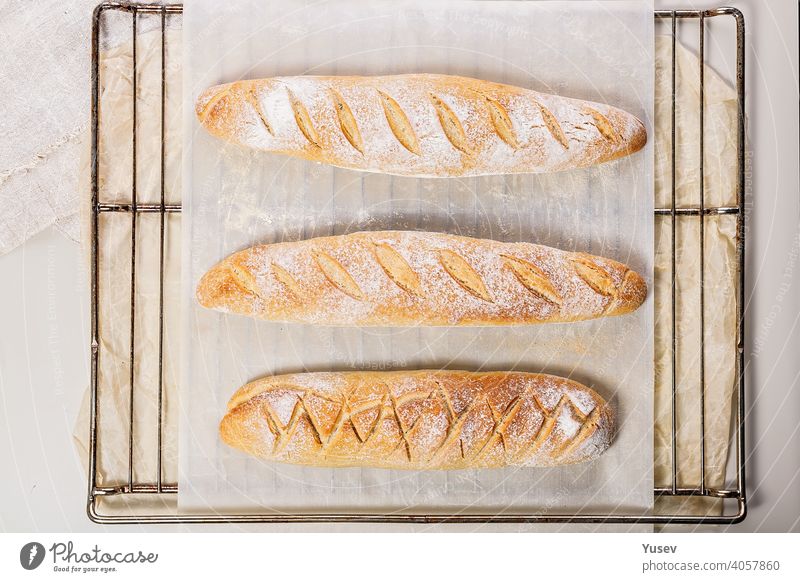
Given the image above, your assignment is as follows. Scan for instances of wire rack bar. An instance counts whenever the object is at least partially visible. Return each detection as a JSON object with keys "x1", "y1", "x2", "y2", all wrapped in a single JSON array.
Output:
[
  {"x1": 95, "y1": 202, "x2": 740, "y2": 215},
  {"x1": 89, "y1": 483, "x2": 742, "y2": 499},
  {"x1": 88, "y1": 2, "x2": 747, "y2": 525},
  {"x1": 156, "y1": 6, "x2": 167, "y2": 495},
  {"x1": 734, "y1": 2, "x2": 747, "y2": 518},
  {"x1": 669, "y1": 11, "x2": 678, "y2": 496},
  {"x1": 698, "y1": 11, "x2": 707, "y2": 495},
  {"x1": 126, "y1": 6, "x2": 138, "y2": 494}
]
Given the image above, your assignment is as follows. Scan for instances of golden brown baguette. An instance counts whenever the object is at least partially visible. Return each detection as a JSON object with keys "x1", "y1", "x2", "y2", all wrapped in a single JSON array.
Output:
[
  {"x1": 196, "y1": 231, "x2": 647, "y2": 326},
  {"x1": 220, "y1": 370, "x2": 615, "y2": 469},
  {"x1": 196, "y1": 74, "x2": 647, "y2": 177}
]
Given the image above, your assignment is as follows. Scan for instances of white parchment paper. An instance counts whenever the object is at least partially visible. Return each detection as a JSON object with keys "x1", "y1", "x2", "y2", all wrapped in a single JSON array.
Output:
[{"x1": 180, "y1": 0, "x2": 654, "y2": 516}]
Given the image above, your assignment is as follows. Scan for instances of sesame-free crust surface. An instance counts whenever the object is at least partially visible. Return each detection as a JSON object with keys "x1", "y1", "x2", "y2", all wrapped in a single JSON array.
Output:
[
  {"x1": 197, "y1": 230, "x2": 647, "y2": 326},
  {"x1": 220, "y1": 370, "x2": 615, "y2": 470},
  {"x1": 196, "y1": 74, "x2": 647, "y2": 177}
]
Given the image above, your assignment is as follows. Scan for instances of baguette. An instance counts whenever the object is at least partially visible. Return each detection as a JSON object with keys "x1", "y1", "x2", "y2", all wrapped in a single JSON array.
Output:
[
  {"x1": 196, "y1": 230, "x2": 647, "y2": 326},
  {"x1": 196, "y1": 73, "x2": 647, "y2": 177},
  {"x1": 220, "y1": 370, "x2": 615, "y2": 469}
]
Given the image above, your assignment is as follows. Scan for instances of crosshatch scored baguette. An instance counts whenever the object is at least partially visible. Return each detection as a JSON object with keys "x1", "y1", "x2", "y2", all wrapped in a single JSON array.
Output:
[
  {"x1": 220, "y1": 370, "x2": 615, "y2": 469},
  {"x1": 196, "y1": 74, "x2": 647, "y2": 177},
  {"x1": 196, "y1": 231, "x2": 647, "y2": 326}
]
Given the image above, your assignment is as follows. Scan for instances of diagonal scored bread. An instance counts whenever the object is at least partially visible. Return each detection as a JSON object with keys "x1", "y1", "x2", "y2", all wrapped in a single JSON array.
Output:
[
  {"x1": 196, "y1": 230, "x2": 647, "y2": 326},
  {"x1": 219, "y1": 370, "x2": 615, "y2": 469},
  {"x1": 196, "y1": 74, "x2": 647, "y2": 177}
]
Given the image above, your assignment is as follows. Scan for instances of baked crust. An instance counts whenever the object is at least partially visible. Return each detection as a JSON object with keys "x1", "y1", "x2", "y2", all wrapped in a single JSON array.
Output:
[
  {"x1": 220, "y1": 370, "x2": 615, "y2": 469},
  {"x1": 196, "y1": 74, "x2": 647, "y2": 177},
  {"x1": 196, "y1": 230, "x2": 647, "y2": 326}
]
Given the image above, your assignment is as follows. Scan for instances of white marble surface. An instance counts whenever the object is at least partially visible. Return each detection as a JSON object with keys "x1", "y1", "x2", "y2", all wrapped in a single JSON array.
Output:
[{"x1": 0, "y1": 0, "x2": 798, "y2": 532}]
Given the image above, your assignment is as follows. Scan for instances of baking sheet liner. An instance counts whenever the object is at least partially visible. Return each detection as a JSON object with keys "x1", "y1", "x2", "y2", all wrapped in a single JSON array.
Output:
[{"x1": 179, "y1": 0, "x2": 654, "y2": 515}]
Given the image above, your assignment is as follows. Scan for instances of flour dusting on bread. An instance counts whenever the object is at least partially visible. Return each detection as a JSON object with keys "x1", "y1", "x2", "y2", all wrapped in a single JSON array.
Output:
[
  {"x1": 196, "y1": 74, "x2": 647, "y2": 177},
  {"x1": 220, "y1": 370, "x2": 615, "y2": 469},
  {"x1": 196, "y1": 231, "x2": 647, "y2": 326}
]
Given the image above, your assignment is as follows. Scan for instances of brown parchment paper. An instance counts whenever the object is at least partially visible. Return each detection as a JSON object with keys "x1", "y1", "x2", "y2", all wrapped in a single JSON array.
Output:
[
  {"x1": 73, "y1": 28, "x2": 737, "y2": 522},
  {"x1": 75, "y1": 28, "x2": 183, "y2": 511},
  {"x1": 653, "y1": 37, "x2": 739, "y2": 517}
]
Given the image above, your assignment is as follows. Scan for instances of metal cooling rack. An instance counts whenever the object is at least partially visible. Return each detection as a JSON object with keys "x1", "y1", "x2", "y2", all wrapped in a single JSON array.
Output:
[{"x1": 88, "y1": 2, "x2": 746, "y2": 524}]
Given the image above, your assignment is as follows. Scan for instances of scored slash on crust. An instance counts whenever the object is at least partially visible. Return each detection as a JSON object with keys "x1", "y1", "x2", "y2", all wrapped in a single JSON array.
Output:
[
  {"x1": 501, "y1": 254, "x2": 563, "y2": 306},
  {"x1": 329, "y1": 88, "x2": 365, "y2": 154},
  {"x1": 429, "y1": 93, "x2": 472, "y2": 156},
  {"x1": 197, "y1": 86, "x2": 232, "y2": 123},
  {"x1": 437, "y1": 249, "x2": 493, "y2": 302},
  {"x1": 372, "y1": 242, "x2": 423, "y2": 296},
  {"x1": 312, "y1": 250, "x2": 365, "y2": 300},
  {"x1": 286, "y1": 87, "x2": 321, "y2": 147},
  {"x1": 570, "y1": 258, "x2": 617, "y2": 298},
  {"x1": 245, "y1": 85, "x2": 274, "y2": 135},
  {"x1": 584, "y1": 107, "x2": 621, "y2": 144},
  {"x1": 377, "y1": 90, "x2": 422, "y2": 156},
  {"x1": 349, "y1": 395, "x2": 385, "y2": 444},
  {"x1": 481, "y1": 94, "x2": 520, "y2": 150},
  {"x1": 534, "y1": 99, "x2": 570, "y2": 150},
  {"x1": 271, "y1": 263, "x2": 302, "y2": 298}
]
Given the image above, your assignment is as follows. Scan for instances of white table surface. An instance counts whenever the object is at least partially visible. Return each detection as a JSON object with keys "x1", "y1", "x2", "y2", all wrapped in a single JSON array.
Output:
[{"x1": 0, "y1": 0, "x2": 798, "y2": 532}]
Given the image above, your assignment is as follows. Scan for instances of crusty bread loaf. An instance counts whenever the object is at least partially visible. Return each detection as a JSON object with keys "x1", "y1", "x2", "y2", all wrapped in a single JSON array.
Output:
[
  {"x1": 196, "y1": 230, "x2": 647, "y2": 326},
  {"x1": 196, "y1": 74, "x2": 647, "y2": 177},
  {"x1": 220, "y1": 370, "x2": 615, "y2": 469}
]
